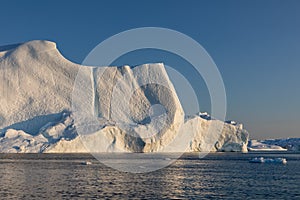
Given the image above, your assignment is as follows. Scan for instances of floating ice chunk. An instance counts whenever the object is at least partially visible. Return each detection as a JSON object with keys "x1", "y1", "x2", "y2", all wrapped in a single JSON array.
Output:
[
  {"x1": 81, "y1": 161, "x2": 92, "y2": 165},
  {"x1": 249, "y1": 157, "x2": 287, "y2": 164}
]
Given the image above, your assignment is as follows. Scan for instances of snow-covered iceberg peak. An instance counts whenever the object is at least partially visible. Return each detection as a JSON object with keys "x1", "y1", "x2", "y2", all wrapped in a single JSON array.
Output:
[{"x1": 0, "y1": 40, "x2": 82, "y2": 135}]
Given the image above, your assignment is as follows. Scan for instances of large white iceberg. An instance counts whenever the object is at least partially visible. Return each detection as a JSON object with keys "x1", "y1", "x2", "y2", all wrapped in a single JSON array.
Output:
[{"x1": 0, "y1": 40, "x2": 250, "y2": 153}]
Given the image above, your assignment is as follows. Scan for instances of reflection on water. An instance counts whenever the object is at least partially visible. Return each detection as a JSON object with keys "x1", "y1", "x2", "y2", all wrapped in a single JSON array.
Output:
[{"x1": 0, "y1": 153, "x2": 299, "y2": 199}]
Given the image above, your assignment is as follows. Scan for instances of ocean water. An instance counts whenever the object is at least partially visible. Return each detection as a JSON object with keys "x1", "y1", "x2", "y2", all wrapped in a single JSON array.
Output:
[{"x1": 0, "y1": 152, "x2": 299, "y2": 199}]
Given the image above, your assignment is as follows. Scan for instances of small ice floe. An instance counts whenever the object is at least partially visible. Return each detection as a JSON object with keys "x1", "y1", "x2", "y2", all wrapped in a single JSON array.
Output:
[
  {"x1": 164, "y1": 158, "x2": 172, "y2": 161},
  {"x1": 81, "y1": 161, "x2": 92, "y2": 165},
  {"x1": 249, "y1": 157, "x2": 287, "y2": 164}
]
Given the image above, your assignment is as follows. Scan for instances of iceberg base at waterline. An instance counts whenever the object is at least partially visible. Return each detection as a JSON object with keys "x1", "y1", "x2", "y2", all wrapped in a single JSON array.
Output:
[{"x1": 0, "y1": 112, "x2": 250, "y2": 153}]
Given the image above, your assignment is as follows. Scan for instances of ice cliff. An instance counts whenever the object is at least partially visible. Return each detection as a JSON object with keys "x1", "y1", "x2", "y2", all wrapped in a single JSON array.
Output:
[
  {"x1": 183, "y1": 113, "x2": 248, "y2": 152},
  {"x1": 0, "y1": 40, "x2": 249, "y2": 153}
]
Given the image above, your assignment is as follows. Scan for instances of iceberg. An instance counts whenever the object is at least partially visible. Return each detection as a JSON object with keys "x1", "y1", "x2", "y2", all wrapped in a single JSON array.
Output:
[
  {"x1": 247, "y1": 138, "x2": 300, "y2": 151},
  {"x1": 0, "y1": 40, "x2": 251, "y2": 153},
  {"x1": 249, "y1": 138, "x2": 300, "y2": 152}
]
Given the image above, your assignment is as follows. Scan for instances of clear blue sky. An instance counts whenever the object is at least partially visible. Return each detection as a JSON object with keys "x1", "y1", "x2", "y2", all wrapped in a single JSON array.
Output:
[{"x1": 0, "y1": 0, "x2": 299, "y2": 139}]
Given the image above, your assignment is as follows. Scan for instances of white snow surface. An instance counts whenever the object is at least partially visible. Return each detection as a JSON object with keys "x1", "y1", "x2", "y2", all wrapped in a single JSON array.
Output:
[{"x1": 0, "y1": 40, "x2": 251, "y2": 153}]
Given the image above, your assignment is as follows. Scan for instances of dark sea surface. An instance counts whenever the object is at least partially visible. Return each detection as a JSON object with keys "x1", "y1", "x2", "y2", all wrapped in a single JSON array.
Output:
[{"x1": 0, "y1": 152, "x2": 299, "y2": 199}]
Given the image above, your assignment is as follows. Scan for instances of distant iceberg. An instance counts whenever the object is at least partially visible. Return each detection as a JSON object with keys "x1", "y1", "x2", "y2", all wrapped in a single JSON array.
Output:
[{"x1": 248, "y1": 139, "x2": 300, "y2": 152}]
